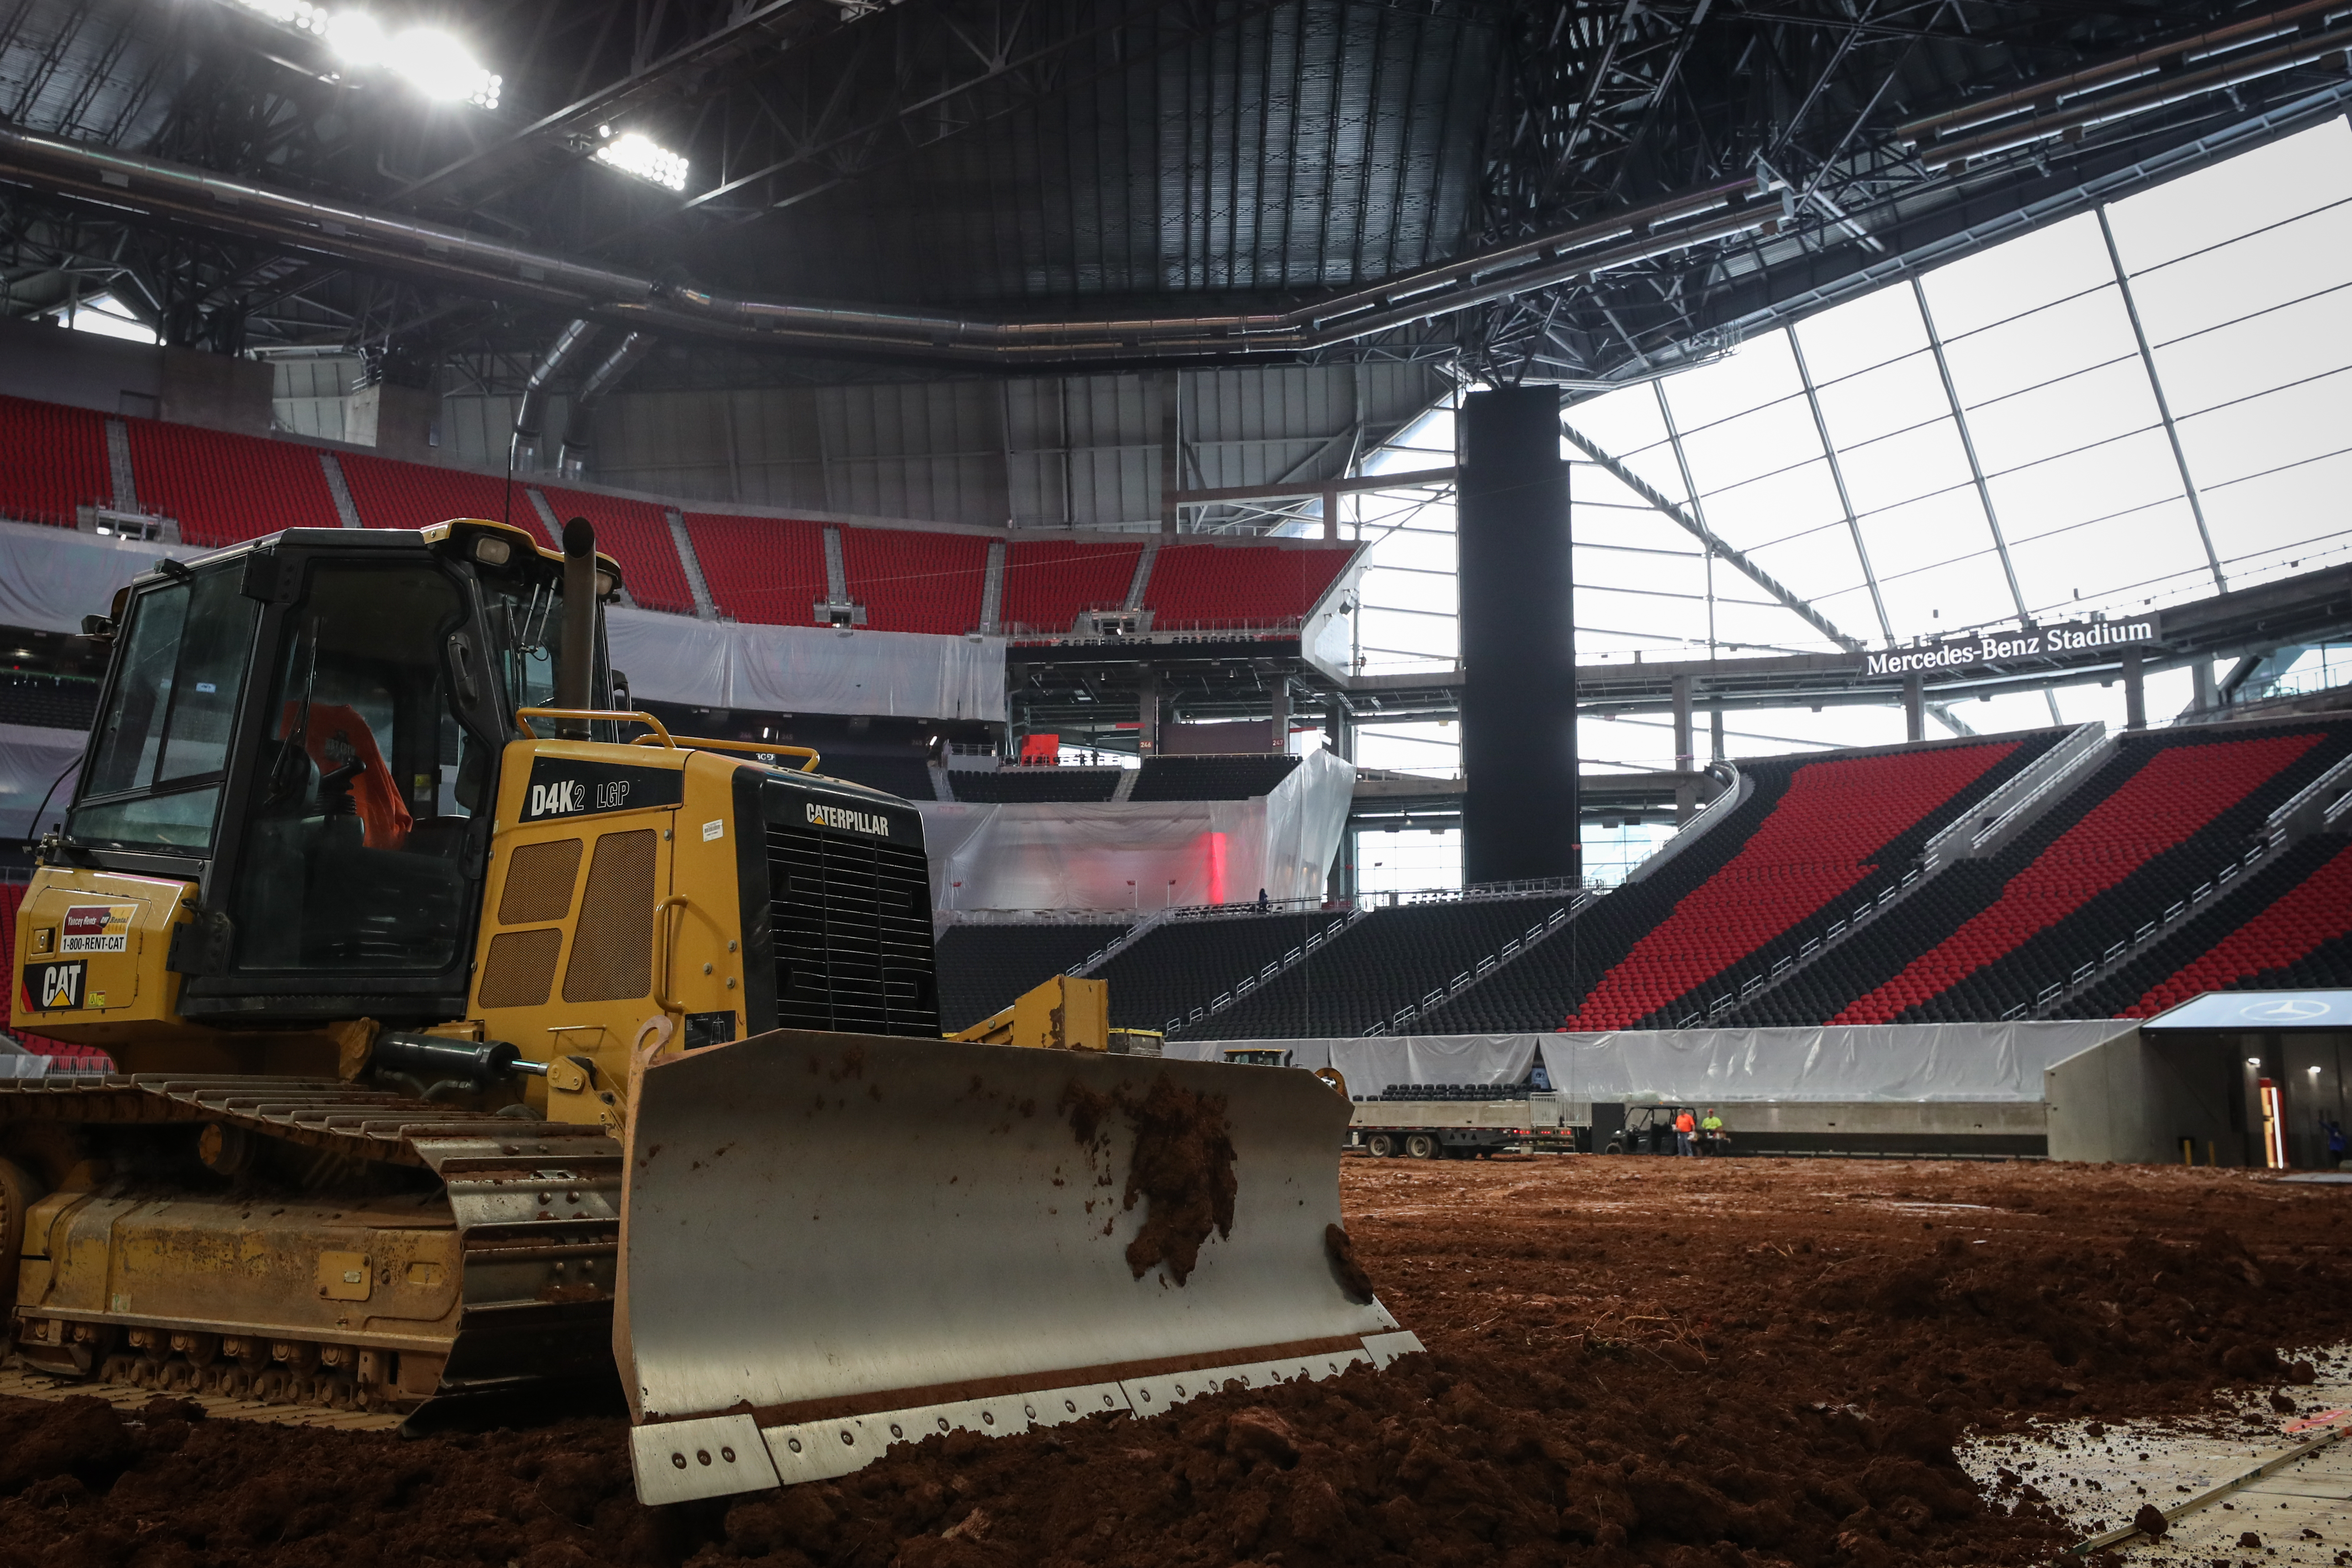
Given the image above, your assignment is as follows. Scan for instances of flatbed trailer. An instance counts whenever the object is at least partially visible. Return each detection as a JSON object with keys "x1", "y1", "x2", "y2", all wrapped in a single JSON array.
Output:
[{"x1": 1346, "y1": 1092, "x2": 1579, "y2": 1158}]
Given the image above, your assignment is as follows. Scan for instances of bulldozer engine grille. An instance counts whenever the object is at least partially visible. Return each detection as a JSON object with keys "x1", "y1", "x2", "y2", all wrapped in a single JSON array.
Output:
[{"x1": 765, "y1": 826, "x2": 938, "y2": 1036}]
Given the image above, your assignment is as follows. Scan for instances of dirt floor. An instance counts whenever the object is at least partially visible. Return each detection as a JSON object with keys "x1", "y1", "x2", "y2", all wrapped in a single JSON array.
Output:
[{"x1": 5, "y1": 1154, "x2": 2351, "y2": 1568}]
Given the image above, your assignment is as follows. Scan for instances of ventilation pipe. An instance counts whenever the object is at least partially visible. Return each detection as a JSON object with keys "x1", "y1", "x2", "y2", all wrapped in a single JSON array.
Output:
[
  {"x1": 510, "y1": 319, "x2": 598, "y2": 475},
  {"x1": 0, "y1": 121, "x2": 1781, "y2": 367},
  {"x1": 558, "y1": 331, "x2": 655, "y2": 479}
]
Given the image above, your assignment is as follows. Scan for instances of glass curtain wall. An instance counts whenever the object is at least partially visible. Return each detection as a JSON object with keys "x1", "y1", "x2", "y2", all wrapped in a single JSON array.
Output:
[{"x1": 1314, "y1": 118, "x2": 2352, "y2": 889}]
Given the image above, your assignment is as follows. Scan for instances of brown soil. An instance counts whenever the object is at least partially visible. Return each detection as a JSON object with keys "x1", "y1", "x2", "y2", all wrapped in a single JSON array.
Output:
[
  {"x1": 7, "y1": 1157, "x2": 2352, "y2": 1568},
  {"x1": 1061, "y1": 1073, "x2": 1237, "y2": 1284}
]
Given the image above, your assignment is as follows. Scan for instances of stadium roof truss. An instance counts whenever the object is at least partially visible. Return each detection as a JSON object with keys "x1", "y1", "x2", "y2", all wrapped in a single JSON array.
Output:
[{"x1": 0, "y1": 0, "x2": 2349, "y2": 386}]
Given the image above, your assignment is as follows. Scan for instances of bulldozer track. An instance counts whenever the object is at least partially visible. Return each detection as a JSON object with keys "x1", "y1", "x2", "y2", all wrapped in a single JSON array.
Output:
[
  {"x1": 0, "y1": 1362, "x2": 407, "y2": 1431},
  {"x1": 0, "y1": 1074, "x2": 625, "y2": 1406}
]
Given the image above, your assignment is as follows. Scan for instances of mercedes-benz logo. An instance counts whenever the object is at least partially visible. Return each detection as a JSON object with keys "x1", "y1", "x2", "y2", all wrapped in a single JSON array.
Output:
[{"x1": 2237, "y1": 999, "x2": 2333, "y2": 1022}]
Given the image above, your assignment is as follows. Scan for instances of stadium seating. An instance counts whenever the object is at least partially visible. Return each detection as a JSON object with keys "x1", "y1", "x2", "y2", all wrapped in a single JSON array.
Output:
[
  {"x1": 679, "y1": 511, "x2": 832, "y2": 626},
  {"x1": 934, "y1": 921, "x2": 1131, "y2": 1033},
  {"x1": 1557, "y1": 741, "x2": 2028, "y2": 1030},
  {"x1": 0, "y1": 392, "x2": 112, "y2": 528},
  {"x1": 1421, "y1": 734, "x2": 2063, "y2": 1035},
  {"x1": 1189, "y1": 893, "x2": 1579, "y2": 1039},
  {"x1": 0, "y1": 673, "x2": 100, "y2": 731},
  {"x1": 1142, "y1": 542, "x2": 1354, "y2": 630},
  {"x1": 123, "y1": 418, "x2": 344, "y2": 545},
  {"x1": 1130, "y1": 753, "x2": 1300, "y2": 801},
  {"x1": 1740, "y1": 722, "x2": 2351, "y2": 1026},
  {"x1": 0, "y1": 880, "x2": 114, "y2": 1068},
  {"x1": 1001, "y1": 538, "x2": 1142, "y2": 634},
  {"x1": 537, "y1": 485, "x2": 697, "y2": 614},
  {"x1": 948, "y1": 768, "x2": 1123, "y2": 803},
  {"x1": 338, "y1": 452, "x2": 521, "y2": 531},
  {"x1": 2063, "y1": 836, "x2": 2352, "y2": 1018},
  {"x1": 811, "y1": 754, "x2": 937, "y2": 801},
  {"x1": 838, "y1": 525, "x2": 990, "y2": 635},
  {"x1": 1095, "y1": 910, "x2": 1351, "y2": 1034}
]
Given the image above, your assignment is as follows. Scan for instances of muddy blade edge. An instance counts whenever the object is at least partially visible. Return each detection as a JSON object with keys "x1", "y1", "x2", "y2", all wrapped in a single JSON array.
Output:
[{"x1": 614, "y1": 1031, "x2": 1421, "y2": 1505}]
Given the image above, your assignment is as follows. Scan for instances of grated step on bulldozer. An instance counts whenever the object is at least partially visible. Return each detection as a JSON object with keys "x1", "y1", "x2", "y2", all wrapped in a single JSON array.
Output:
[{"x1": 1, "y1": 514, "x2": 1417, "y2": 1505}]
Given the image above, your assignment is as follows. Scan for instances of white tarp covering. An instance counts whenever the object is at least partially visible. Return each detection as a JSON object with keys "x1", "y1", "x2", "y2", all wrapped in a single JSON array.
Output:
[
  {"x1": 920, "y1": 749, "x2": 1353, "y2": 913},
  {"x1": 0, "y1": 721, "x2": 85, "y2": 839},
  {"x1": 0, "y1": 525, "x2": 1005, "y2": 722},
  {"x1": 606, "y1": 607, "x2": 1005, "y2": 722},
  {"x1": 0, "y1": 517, "x2": 197, "y2": 632},
  {"x1": 1178, "y1": 1020, "x2": 2140, "y2": 1102}
]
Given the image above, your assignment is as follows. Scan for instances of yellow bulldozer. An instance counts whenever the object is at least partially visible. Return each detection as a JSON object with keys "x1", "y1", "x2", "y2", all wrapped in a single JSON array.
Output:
[{"x1": 1, "y1": 515, "x2": 1415, "y2": 1505}]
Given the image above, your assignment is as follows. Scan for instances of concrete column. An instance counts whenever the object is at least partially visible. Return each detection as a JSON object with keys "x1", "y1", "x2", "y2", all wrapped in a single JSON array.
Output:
[
  {"x1": 1903, "y1": 674, "x2": 1925, "y2": 743},
  {"x1": 2122, "y1": 647, "x2": 2147, "y2": 731},
  {"x1": 1137, "y1": 667, "x2": 1160, "y2": 757},
  {"x1": 1709, "y1": 708, "x2": 1725, "y2": 763},
  {"x1": 1158, "y1": 372, "x2": 1180, "y2": 537},
  {"x1": 1326, "y1": 698, "x2": 1352, "y2": 762},
  {"x1": 1268, "y1": 677, "x2": 1291, "y2": 753},
  {"x1": 1671, "y1": 674, "x2": 1695, "y2": 824},
  {"x1": 2191, "y1": 659, "x2": 2217, "y2": 714},
  {"x1": 1459, "y1": 387, "x2": 1576, "y2": 886},
  {"x1": 1321, "y1": 484, "x2": 1339, "y2": 542}
]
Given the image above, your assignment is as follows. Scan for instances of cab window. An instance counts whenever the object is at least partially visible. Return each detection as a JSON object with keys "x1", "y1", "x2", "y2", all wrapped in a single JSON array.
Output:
[{"x1": 226, "y1": 563, "x2": 474, "y2": 973}]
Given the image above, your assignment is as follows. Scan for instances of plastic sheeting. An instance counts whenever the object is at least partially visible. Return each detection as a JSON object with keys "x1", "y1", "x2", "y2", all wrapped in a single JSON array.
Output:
[
  {"x1": 1177, "y1": 1020, "x2": 2140, "y2": 1103},
  {"x1": 0, "y1": 518, "x2": 196, "y2": 632},
  {"x1": 920, "y1": 749, "x2": 1353, "y2": 912},
  {"x1": 0, "y1": 722, "x2": 85, "y2": 839},
  {"x1": 606, "y1": 607, "x2": 1005, "y2": 722}
]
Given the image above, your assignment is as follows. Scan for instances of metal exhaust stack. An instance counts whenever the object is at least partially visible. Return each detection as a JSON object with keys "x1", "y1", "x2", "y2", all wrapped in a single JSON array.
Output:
[{"x1": 558, "y1": 516, "x2": 597, "y2": 738}]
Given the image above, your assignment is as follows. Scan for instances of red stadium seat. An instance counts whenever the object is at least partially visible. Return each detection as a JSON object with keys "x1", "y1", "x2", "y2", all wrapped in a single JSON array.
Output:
[
  {"x1": 679, "y1": 512, "x2": 831, "y2": 626},
  {"x1": 0, "y1": 392, "x2": 115, "y2": 529},
  {"x1": 122, "y1": 419, "x2": 342, "y2": 545},
  {"x1": 1001, "y1": 538, "x2": 1142, "y2": 634},
  {"x1": 1142, "y1": 542, "x2": 1354, "y2": 631}
]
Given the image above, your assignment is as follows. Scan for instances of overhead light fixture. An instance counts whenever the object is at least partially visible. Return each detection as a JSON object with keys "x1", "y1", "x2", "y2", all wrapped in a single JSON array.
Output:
[
  {"x1": 594, "y1": 129, "x2": 690, "y2": 193},
  {"x1": 227, "y1": 0, "x2": 501, "y2": 109}
]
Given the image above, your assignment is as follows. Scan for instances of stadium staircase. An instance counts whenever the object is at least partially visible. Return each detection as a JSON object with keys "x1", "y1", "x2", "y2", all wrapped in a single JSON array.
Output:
[
  {"x1": 2049, "y1": 748, "x2": 2352, "y2": 1017},
  {"x1": 932, "y1": 918, "x2": 1131, "y2": 1033},
  {"x1": 1417, "y1": 734, "x2": 2060, "y2": 1034},
  {"x1": 1178, "y1": 888, "x2": 1584, "y2": 1040},
  {"x1": 1735, "y1": 718, "x2": 2352, "y2": 1026},
  {"x1": 1094, "y1": 906, "x2": 1356, "y2": 1036}
]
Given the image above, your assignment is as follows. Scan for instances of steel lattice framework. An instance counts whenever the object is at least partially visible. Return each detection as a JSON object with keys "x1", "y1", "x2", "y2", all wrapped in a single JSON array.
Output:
[{"x1": 0, "y1": 0, "x2": 2348, "y2": 385}]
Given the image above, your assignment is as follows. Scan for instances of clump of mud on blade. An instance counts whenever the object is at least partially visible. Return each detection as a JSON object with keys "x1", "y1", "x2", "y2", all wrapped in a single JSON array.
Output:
[{"x1": 1061, "y1": 1074, "x2": 1237, "y2": 1284}]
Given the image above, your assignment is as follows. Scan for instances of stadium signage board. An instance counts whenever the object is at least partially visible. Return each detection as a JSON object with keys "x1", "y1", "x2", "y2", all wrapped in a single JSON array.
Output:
[{"x1": 1860, "y1": 618, "x2": 2155, "y2": 679}]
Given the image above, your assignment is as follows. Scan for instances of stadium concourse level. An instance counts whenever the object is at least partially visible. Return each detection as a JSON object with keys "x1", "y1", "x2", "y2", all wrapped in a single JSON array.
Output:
[{"x1": 0, "y1": 390, "x2": 1355, "y2": 637}]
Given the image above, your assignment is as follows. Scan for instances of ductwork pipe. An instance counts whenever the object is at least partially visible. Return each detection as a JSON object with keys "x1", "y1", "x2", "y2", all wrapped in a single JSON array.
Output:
[
  {"x1": 0, "y1": 122, "x2": 1781, "y2": 367},
  {"x1": 510, "y1": 318, "x2": 598, "y2": 474},
  {"x1": 558, "y1": 331, "x2": 655, "y2": 479}
]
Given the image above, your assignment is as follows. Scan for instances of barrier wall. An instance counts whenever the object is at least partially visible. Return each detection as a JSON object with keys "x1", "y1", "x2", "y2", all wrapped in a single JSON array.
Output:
[{"x1": 920, "y1": 748, "x2": 1352, "y2": 913}]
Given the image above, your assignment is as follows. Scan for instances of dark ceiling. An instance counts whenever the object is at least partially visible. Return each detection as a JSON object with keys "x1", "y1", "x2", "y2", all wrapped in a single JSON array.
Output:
[{"x1": 2, "y1": 0, "x2": 2348, "y2": 388}]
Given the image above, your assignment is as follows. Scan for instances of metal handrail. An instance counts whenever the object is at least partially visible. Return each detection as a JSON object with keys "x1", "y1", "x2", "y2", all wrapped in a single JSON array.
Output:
[{"x1": 516, "y1": 705, "x2": 674, "y2": 744}]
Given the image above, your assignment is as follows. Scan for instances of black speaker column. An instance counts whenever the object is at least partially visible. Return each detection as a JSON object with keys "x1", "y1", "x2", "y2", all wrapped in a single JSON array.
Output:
[{"x1": 1458, "y1": 386, "x2": 1577, "y2": 886}]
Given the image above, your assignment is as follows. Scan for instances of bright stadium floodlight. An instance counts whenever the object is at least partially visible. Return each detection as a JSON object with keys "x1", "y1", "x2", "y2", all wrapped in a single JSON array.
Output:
[
  {"x1": 593, "y1": 127, "x2": 689, "y2": 193},
  {"x1": 228, "y1": 1, "x2": 501, "y2": 110}
]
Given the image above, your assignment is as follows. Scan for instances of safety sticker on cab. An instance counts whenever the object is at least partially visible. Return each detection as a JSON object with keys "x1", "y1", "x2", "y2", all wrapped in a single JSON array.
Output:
[{"x1": 60, "y1": 904, "x2": 137, "y2": 954}]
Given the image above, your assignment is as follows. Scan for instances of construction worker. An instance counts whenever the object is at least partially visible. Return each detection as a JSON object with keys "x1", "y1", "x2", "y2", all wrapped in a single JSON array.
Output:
[
  {"x1": 1700, "y1": 1107, "x2": 1725, "y2": 1157},
  {"x1": 1674, "y1": 1107, "x2": 1697, "y2": 1157}
]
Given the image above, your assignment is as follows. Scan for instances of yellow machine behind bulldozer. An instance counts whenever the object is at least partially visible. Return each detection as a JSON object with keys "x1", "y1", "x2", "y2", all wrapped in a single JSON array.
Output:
[{"x1": 1, "y1": 515, "x2": 1416, "y2": 1505}]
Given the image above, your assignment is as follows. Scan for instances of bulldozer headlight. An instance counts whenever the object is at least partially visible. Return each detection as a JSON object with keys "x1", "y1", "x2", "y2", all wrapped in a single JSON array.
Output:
[
  {"x1": 597, "y1": 570, "x2": 617, "y2": 598},
  {"x1": 473, "y1": 535, "x2": 514, "y2": 566}
]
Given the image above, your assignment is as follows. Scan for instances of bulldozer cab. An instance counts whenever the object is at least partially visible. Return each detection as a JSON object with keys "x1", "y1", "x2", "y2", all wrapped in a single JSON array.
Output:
[{"x1": 58, "y1": 520, "x2": 615, "y2": 1025}]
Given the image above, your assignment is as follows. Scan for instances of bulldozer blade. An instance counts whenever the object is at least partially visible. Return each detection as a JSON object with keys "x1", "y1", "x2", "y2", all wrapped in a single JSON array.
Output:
[{"x1": 616, "y1": 1029, "x2": 1420, "y2": 1505}]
